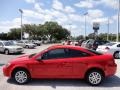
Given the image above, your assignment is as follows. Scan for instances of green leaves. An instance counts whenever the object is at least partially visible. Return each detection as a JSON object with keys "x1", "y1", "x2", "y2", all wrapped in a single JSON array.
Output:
[{"x1": 7, "y1": 21, "x2": 70, "y2": 41}]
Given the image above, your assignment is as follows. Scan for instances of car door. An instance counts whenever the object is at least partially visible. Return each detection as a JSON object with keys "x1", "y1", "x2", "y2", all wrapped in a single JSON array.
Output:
[
  {"x1": 66, "y1": 49, "x2": 91, "y2": 78},
  {"x1": 29, "y1": 48, "x2": 73, "y2": 78}
]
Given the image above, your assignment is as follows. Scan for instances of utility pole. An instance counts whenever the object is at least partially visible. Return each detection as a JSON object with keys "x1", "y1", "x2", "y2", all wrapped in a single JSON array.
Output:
[
  {"x1": 84, "y1": 12, "x2": 88, "y2": 40},
  {"x1": 107, "y1": 18, "x2": 109, "y2": 41},
  {"x1": 19, "y1": 9, "x2": 23, "y2": 40},
  {"x1": 117, "y1": 0, "x2": 120, "y2": 42},
  {"x1": 69, "y1": 23, "x2": 72, "y2": 40}
]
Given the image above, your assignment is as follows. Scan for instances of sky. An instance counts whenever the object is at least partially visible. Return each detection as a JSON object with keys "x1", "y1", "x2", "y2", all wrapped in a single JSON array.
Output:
[{"x1": 0, "y1": 0, "x2": 119, "y2": 36}]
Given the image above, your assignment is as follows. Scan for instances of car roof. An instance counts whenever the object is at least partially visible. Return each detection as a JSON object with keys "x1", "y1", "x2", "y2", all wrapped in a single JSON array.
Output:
[{"x1": 47, "y1": 44, "x2": 85, "y2": 50}]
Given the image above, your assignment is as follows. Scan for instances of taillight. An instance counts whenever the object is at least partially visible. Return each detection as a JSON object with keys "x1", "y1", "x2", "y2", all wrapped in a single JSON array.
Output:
[{"x1": 105, "y1": 47, "x2": 110, "y2": 50}]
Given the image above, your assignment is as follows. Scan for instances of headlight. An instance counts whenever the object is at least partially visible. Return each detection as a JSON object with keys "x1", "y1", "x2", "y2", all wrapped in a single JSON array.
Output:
[{"x1": 5, "y1": 63, "x2": 11, "y2": 67}]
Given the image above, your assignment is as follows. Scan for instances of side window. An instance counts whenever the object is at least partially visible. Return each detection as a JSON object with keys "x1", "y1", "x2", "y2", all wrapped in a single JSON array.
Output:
[
  {"x1": 117, "y1": 44, "x2": 120, "y2": 47},
  {"x1": 67, "y1": 49, "x2": 91, "y2": 58},
  {"x1": 42, "y1": 49, "x2": 66, "y2": 60}
]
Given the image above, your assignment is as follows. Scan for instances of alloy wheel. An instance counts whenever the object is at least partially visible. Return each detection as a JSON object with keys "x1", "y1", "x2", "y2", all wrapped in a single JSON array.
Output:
[{"x1": 14, "y1": 70, "x2": 28, "y2": 84}]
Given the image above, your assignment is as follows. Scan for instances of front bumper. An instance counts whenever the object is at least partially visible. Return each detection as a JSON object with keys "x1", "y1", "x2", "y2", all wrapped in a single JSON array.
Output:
[
  {"x1": 9, "y1": 49, "x2": 24, "y2": 53},
  {"x1": 3, "y1": 65, "x2": 11, "y2": 77}
]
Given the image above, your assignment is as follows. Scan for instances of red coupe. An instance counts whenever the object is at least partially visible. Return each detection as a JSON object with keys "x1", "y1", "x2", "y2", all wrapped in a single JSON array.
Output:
[{"x1": 3, "y1": 45, "x2": 117, "y2": 85}]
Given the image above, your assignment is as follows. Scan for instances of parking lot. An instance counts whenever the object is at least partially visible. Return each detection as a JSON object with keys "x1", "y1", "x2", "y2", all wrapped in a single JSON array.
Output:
[{"x1": 0, "y1": 44, "x2": 120, "y2": 90}]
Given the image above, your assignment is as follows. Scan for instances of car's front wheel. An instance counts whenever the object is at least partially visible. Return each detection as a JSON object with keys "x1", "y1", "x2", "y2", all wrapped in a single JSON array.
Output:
[
  {"x1": 86, "y1": 70, "x2": 103, "y2": 86},
  {"x1": 13, "y1": 70, "x2": 30, "y2": 84}
]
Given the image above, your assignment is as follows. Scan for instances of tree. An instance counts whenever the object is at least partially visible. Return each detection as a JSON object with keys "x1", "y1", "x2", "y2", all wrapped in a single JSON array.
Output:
[
  {"x1": 88, "y1": 33, "x2": 95, "y2": 39},
  {"x1": 0, "y1": 32, "x2": 8, "y2": 40},
  {"x1": 7, "y1": 21, "x2": 71, "y2": 41},
  {"x1": 43, "y1": 21, "x2": 70, "y2": 41},
  {"x1": 76, "y1": 35, "x2": 84, "y2": 40},
  {"x1": 7, "y1": 28, "x2": 21, "y2": 40}
]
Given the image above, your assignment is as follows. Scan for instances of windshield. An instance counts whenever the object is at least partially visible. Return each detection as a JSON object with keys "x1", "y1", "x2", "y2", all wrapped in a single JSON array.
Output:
[{"x1": 3, "y1": 41, "x2": 14, "y2": 46}]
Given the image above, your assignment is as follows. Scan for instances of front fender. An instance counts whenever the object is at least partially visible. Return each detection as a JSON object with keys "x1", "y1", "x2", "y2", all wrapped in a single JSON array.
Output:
[{"x1": 10, "y1": 64, "x2": 29, "y2": 77}]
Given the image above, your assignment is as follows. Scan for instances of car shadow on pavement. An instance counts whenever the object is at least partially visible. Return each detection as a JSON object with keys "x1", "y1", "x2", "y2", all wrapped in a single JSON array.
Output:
[{"x1": 7, "y1": 75, "x2": 120, "y2": 88}]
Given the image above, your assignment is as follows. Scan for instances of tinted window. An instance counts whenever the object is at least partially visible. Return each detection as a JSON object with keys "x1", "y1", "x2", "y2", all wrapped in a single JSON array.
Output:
[
  {"x1": 67, "y1": 49, "x2": 91, "y2": 57},
  {"x1": 42, "y1": 49, "x2": 66, "y2": 59},
  {"x1": 3, "y1": 41, "x2": 14, "y2": 46}
]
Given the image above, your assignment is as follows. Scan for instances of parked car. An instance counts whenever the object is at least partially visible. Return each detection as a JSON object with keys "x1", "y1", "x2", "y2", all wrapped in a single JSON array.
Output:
[
  {"x1": 0, "y1": 41, "x2": 24, "y2": 55},
  {"x1": 78, "y1": 39, "x2": 85, "y2": 46},
  {"x1": 96, "y1": 42, "x2": 120, "y2": 59},
  {"x1": 3, "y1": 45, "x2": 117, "y2": 85},
  {"x1": 31, "y1": 40, "x2": 42, "y2": 46},
  {"x1": 16, "y1": 40, "x2": 36, "y2": 48},
  {"x1": 81, "y1": 39, "x2": 109, "y2": 50},
  {"x1": 62, "y1": 40, "x2": 73, "y2": 45}
]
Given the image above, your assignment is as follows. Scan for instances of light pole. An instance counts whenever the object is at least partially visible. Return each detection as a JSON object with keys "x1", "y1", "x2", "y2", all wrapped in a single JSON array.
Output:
[
  {"x1": 107, "y1": 18, "x2": 109, "y2": 41},
  {"x1": 69, "y1": 23, "x2": 72, "y2": 39},
  {"x1": 19, "y1": 9, "x2": 23, "y2": 40},
  {"x1": 117, "y1": 0, "x2": 120, "y2": 42},
  {"x1": 84, "y1": 12, "x2": 88, "y2": 40}
]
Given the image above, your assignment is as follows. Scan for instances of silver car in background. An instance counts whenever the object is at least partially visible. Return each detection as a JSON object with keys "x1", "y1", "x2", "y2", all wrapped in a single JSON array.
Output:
[
  {"x1": 0, "y1": 41, "x2": 24, "y2": 55},
  {"x1": 16, "y1": 40, "x2": 36, "y2": 48}
]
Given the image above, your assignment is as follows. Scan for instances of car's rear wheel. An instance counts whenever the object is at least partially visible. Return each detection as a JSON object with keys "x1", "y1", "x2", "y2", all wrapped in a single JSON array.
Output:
[
  {"x1": 114, "y1": 51, "x2": 119, "y2": 59},
  {"x1": 13, "y1": 70, "x2": 30, "y2": 84},
  {"x1": 86, "y1": 70, "x2": 103, "y2": 86},
  {"x1": 4, "y1": 49, "x2": 9, "y2": 55}
]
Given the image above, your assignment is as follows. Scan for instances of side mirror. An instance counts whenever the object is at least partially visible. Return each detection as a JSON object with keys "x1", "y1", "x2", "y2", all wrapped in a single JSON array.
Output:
[{"x1": 36, "y1": 56, "x2": 42, "y2": 61}]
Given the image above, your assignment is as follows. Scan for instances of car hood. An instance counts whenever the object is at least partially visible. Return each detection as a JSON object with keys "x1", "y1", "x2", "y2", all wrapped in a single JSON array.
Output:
[
  {"x1": 10, "y1": 55, "x2": 30, "y2": 64},
  {"x1": 4, "y1": 46, "x2": 23, "y2": 49}
]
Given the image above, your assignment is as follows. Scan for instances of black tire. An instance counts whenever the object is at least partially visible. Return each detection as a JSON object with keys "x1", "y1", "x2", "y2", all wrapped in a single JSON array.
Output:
[
  {"x1": 85, "y1": 70, "x2": 103, "y2": 86},
  {"x1": 4, "y1": 49, "x2": 9, "y2": 55},
  {"x1": 13, "y1": 69, "x2": 30, "y2": 84},
  {"x1": 113, "y1": 51, "x2": 119, "y2": 59}
]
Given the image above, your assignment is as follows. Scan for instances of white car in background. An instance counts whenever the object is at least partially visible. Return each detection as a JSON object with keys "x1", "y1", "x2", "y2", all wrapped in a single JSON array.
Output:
[
  {"x1": 0, "y1": 41, "x2": 24, "y2": 55},
  {"x1": 16, "y1": 40, "x2": 36, "y2": 48},
  {"x1": 96, "y1": 42, "x2": 120, "y2": 59}
]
